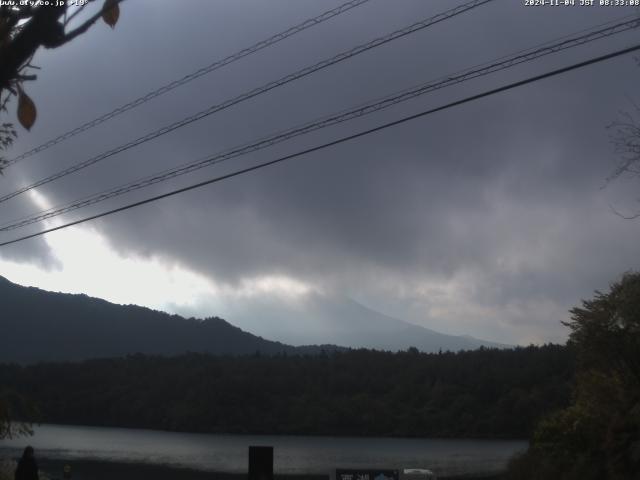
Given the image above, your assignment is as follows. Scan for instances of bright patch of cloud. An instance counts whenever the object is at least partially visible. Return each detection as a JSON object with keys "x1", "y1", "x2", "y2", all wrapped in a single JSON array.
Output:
[{"x1": 0, "y1": 191, "x2": 317, "y2": 316}]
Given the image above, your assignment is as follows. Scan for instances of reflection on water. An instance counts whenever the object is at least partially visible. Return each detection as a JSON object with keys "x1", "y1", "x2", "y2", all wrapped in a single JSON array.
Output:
[{"x1": 0, "y1": 424, "x2": 527, "y2": 476}]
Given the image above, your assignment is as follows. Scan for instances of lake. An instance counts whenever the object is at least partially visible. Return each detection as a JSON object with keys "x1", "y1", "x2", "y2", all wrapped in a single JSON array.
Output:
[{"x1": 0, "y1": 424, "x2": 527, "y2": 477}]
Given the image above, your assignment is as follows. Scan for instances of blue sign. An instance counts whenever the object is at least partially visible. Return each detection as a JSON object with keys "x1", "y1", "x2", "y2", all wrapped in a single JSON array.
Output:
[{"x1": 336, "y1": 469, "x2": 400, "y2": 480}]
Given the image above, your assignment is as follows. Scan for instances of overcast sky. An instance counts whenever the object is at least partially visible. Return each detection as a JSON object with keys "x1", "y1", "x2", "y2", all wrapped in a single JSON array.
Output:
[{"x1": 1, "y1": 0, "x2": 639, "y2": 346}]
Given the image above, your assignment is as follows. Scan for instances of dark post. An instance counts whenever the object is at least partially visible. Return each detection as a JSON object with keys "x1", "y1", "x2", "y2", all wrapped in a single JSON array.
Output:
[{"x1": 249, "y1": 445, "x2": 273, "y2": 480}]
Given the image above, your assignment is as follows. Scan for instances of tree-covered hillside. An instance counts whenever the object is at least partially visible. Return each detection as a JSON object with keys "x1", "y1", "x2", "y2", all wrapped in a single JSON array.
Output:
[{"x1": 0, "y1": 345, "x2": 573, "y2": 439}]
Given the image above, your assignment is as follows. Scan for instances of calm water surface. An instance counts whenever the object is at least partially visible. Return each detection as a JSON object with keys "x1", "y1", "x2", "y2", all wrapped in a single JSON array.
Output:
[{"x1": 0, "y1": 424, "x2": 527, "y2": 476}]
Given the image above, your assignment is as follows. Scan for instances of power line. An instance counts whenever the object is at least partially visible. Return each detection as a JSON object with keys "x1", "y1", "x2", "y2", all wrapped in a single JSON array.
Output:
[
  {"x1": 2, "y1": 16, "x2": 636, "y2": 230},
  {"x1": 0, "y1": 0, "x2": 494, "y2": 204},
  {"x1": 1, "y1": 16, "x2": 637, "y2": 232},
  {"x1": 1, "y1": 42, "x2": 638, "y2": 248},
  {"x1": 4, "y1": 0, "x2": 374, "y2": 167}
]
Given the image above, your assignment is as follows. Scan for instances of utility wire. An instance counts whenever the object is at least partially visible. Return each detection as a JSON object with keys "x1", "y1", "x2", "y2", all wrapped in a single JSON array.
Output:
[
  {"x1": 1, "y1": 15, "x2": 636, "y2": 230},
  {"x1": 1, "y1": 16, "x2": 637, "y2": 232},
  {"x1": 4, "y1": 0, "x2": 374, "y2": 167},
  {"x1": 1, "y1": 43, "x2": 638, "y2": 248},
  {"x1": 0, "y1": 0, "x2": 494, "y2": 204}
]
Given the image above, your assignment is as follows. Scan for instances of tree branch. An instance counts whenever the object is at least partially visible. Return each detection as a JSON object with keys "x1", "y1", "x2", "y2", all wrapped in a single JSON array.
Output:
[
  {"x1": 0, "y1": 5, "x2": 66, "y2": 88},
  {"x1": 64, "y1": 3, "x2": 90, "y2": 27},
  {"x1": 609, "y1": 203, "x2": 640, "y2": 220},
  {"x1": 50, "y1": 0, "x2": 126, "y2": 48}
]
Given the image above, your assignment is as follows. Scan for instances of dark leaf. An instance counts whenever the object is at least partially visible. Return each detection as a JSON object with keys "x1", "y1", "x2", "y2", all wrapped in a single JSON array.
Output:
[
  {"x1": 102, "y1": 0, "x2": 119, "y2": 28},
  {"x1": 17, "y1": 88, "x2": 36, "y2": 131}
]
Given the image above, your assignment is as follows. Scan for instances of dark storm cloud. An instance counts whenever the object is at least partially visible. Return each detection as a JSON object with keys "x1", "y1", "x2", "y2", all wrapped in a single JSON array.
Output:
[
  {"x1": 1, "y1": 0, "x2": 639, "y2": 343},
  {"x1": 0, "y1": 235, "x2": 61, "y2": 271}
]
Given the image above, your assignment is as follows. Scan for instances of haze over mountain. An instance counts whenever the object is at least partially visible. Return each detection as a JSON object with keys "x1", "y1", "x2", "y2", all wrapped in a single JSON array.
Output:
[
  {"x1": 1, "y1": 276, "x2": 505, "y2": 363},
  {"x1": 198, "y1": 291, "x2": 508, "y2": 352}
]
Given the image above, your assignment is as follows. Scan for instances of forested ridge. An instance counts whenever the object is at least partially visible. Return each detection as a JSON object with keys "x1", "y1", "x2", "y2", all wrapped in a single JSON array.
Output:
[{"x1": 0, "y1": 345, "x2": 572, "y2": 439}]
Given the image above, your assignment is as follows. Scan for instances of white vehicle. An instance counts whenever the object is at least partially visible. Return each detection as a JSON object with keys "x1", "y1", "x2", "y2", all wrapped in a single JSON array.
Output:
[{"x1": 400, "y1": 468, "x2": 437, "y2": 480}]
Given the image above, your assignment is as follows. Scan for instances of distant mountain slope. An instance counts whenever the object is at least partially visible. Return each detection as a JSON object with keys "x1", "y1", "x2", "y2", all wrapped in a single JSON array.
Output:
[
  {"x1": 0, "y1": 276, "x2": 334, "y2": 363},
  {"x1": 315, "y1": 295, "x2": 509, "y2": 352},
  {"x1": 0, "y1": 275, "x2": 506, "y2": 364},
  {"x1": 214, "y1": 293, "x2": 509, "y2": 352}
]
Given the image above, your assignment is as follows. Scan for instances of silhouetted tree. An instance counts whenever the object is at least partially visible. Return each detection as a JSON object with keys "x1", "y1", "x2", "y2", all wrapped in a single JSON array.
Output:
[
  {"x1": 0, "y1": 388, "x2": 39, "y2": 439},
  {"x1": 506, "y1": 272, "x2": 640, "y2": 480},
  {"x1": 607, "y1": 97, "x2": 640, "y2": 218},
  {"x1": 0, "y1": 0, "x2": 123, "y2": 169}
]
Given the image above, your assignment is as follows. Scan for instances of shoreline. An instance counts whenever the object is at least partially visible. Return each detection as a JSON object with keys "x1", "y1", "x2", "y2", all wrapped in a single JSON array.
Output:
[
  {"x1": 33, "y1": 458, "x2": 502, "y2": 480},
  {"x1": 22, "y1": 421, "x2": 528, "y2": 442}
]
